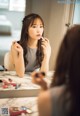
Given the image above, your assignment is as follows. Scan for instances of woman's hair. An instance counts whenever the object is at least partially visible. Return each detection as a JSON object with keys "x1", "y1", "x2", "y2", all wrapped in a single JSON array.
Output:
[
  {"x1": 51, "y1": 25, "x2": 80, "y2": 116},
  {"x1": 19, "y1": 13, "x2": 44, "y2": 67}
]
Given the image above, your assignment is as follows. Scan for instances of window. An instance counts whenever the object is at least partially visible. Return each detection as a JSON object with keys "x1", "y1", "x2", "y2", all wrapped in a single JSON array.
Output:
[
  {"x1": 0, "y1": 0, "x2": 9, "y2": 9},
  {"x1": 0, "y1": 0, "x2": 25, "y2": 12},
  {"x1": 9, "y1": 0, "x2": 25, "y2": 12}
]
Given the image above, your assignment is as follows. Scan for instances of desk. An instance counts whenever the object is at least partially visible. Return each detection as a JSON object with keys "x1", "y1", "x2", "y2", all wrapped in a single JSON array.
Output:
[
  {"x1": 0, "y1": 71, "x2": 53, "y2": 98},
  {"x1": 0, "y1": 71, "x2": 53, "y2": 116},
  {"x1": 0, "y1": 97, "x2": 38, "y2": 116}
]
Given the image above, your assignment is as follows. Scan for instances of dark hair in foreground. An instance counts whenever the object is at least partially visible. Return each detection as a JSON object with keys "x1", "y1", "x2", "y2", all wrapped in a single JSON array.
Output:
[
  {"x1": 19, "y1": 13, "x2": 44, "y2": 67},
  {"x1": 51, "y1": 25, "x2": 80, "y2": 116}
]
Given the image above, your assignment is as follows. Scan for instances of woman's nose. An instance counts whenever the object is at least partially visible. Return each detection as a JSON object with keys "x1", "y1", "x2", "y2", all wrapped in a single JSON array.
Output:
[{"x1": 37, "y1": 27, "x2": 41, "y2": 32}]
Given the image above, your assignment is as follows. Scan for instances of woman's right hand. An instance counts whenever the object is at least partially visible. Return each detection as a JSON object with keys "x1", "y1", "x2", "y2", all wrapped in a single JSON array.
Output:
[
  {"x1": 11, "y1": 41, "x2": 23, "y2": 57},
  {"x1": 31, "y1": 72, "x2": 48, "y2": 90}
]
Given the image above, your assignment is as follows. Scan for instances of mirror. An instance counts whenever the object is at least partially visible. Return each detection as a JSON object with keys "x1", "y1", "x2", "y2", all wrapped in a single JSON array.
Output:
[
  {"x1": 0, "y1": 0, "x2": 25, "y2": 66},
  {"x1": 0, "y1": 0, "x2": 80, "y2": 98},
  {"x1": 0, "y1": 0, "x2": 78, "y2": 71}
]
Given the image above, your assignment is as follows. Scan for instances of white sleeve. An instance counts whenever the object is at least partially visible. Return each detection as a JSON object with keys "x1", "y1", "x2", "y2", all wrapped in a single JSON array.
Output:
[{"x1": 4, "y1": 52, "x2": 15, "y2": 70}]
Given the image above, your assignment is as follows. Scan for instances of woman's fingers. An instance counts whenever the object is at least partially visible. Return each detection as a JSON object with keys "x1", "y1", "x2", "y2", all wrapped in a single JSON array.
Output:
[
  {"x1": 11, "y1": 41, "x2": 23, "y2": 52},
  {"x1": 31, "y1": 72, "x2": 46, "y2": 84},
  {"x1": 41, "y1": 37, "x2": 51, "y2": 57},
  {"x1": 41, "y1": 38, "x2": 50, "y2": 47},
  {"x1": 42, "y1": 38, "x2": 49, "y2": 43},
  {"x1": 32, "y1": 72, "x2": 45, "y2": 78},
  {"x1": 10, "y1": 41, "x2": 23, "y2": 56},
  {"x1": 31, "y1": 72, "x2": 48, "y2": 90}
]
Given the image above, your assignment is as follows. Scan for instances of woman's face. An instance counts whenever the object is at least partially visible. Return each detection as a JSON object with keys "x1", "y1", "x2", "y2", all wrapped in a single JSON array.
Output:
[{"x1": 28, "y1": 18, "x2": 44, "y2": 40}]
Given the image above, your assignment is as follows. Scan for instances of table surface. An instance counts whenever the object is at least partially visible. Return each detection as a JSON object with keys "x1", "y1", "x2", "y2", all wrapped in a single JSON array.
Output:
[
  {"x1": 0, "y1": 97, "x2": 38, "y2": 116},
  {"x1": 0, "y1": 71, "x2": 53, "y2": 98},
  {"x1": 0, "y1": 71, "x2": 53, "y2": 116}
]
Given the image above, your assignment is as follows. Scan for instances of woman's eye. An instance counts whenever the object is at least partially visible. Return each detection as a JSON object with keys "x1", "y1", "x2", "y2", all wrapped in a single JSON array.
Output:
[
  {"x1": 31, "y1": 25, "x2": 43, "y2": 28},
  {"x1": 32, "y1": 25, "x2": 36, "y2": 28},
  {"x1": 40, "y1": 26, "x2": 43, "y2": 28}
]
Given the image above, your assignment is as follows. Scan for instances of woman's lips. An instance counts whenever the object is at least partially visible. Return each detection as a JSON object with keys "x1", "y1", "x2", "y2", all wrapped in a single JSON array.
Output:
[{"x1": 36, "y1": 34, "x2": 42, "y2": 38}]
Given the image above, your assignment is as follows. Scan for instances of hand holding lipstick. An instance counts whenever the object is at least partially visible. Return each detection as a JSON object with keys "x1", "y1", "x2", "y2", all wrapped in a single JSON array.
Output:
[
  {"x1": 41, "y1": 37, "x2": 51, "y2": 59},
  {"x1": 40, "y1": 37, "x2": 51, "y2": 72},
  {"x1": 31, "y1": 71, "x2": 48, "y2": 90}
]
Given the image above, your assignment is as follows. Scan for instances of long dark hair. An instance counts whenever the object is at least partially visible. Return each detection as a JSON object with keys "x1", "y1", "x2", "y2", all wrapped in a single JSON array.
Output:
[
  {"x1": 51, "y1": 25, "x2": 80, "y2": 116},
  {"x1": 19, "y1": 13, "x2": 44, "y2": 67}
]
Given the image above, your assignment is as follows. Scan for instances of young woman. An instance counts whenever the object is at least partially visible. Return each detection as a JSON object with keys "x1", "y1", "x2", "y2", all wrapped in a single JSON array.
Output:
[
  {"x1": 4, "y1": 13, "x2": 51, "y2": 77},
  {"x1": 32, "y1": 25, "x2": 80, "y2": 116}
]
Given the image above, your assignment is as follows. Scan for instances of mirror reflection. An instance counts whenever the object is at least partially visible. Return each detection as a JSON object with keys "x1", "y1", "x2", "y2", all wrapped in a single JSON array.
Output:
[
  {"x1": 0, "y1": 1, "x2": 80, "y2": 114},
  {"x1": 0, "y1": 0, "x2": 79, "y2": 72},
  {"x1": 0, "y1": 0, "x2": 25, "y2": 67}
]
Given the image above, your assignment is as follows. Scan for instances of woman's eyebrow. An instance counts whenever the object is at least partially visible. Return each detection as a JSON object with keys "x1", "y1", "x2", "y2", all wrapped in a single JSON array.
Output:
[
  {"x1": 32, "y1": 23, "x2": 43, "y2": 25},
  {"x1": 32, "y1": 24, "x2": 36, "y2": 25}
]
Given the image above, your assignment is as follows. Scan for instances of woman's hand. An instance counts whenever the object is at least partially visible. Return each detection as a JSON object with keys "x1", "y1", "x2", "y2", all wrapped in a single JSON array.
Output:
[
  {"x1": 40, "y1": 38, "x2": 51, "y2": 72},
  {"x1": 10, "y1": 41, "x2": 25, "y2": 77},
  {"x1": 11, "y1": 41, "x2": 23, "y2": 57},
  {"x1": 41, "y1": 37, "x2": 51, "y2": 59},
  {"x1": 31, "y1": 72, "x2": 48, "y2": 90}
]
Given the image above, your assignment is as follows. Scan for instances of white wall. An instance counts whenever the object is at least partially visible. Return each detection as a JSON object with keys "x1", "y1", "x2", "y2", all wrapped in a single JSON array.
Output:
[{"x1": 48, "y1": 2, "x2": 72, "y2": 69}]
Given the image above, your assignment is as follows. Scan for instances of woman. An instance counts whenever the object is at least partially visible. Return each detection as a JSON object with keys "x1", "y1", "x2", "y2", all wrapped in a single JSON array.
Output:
[
  {"x1": 32, "y1": 25, "x2": 80, "y2": 116},
  {"x1": 4, "y1": 13, "x2": 51, "y2": 77}
]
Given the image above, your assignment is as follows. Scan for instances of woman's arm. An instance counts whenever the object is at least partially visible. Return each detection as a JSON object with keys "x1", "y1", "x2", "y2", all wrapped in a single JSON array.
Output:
[
  {"x1": 4, "y1": 41, "x2": 25, "y2": 77},
  {"x1": 13, "y1": 51, "x2": 25, "y2": 78},
  {"x1": 11, "y1": 41, "x2": 25, "y2": 77},
  {"x1": 40, "y1": 38, "x2": 51, "y2": 72},
  {"x1": 38, "y1": 90, "x2": 52, "y2": 116},
  {"x1": 31, "y1": 71, "x2": 52, "y2": 116}
]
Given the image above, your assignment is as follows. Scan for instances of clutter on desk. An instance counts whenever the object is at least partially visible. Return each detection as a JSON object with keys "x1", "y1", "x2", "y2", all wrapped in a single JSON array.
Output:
[
  {"x1": 0, "y1": 65, "x2": 7, "y2": 71},
  {"x1": 0, "y1": 78, "x2": 21, "y2": 89},
  {"x1": 0, "y1": 106, "x2": 32, "y2": 116}
]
